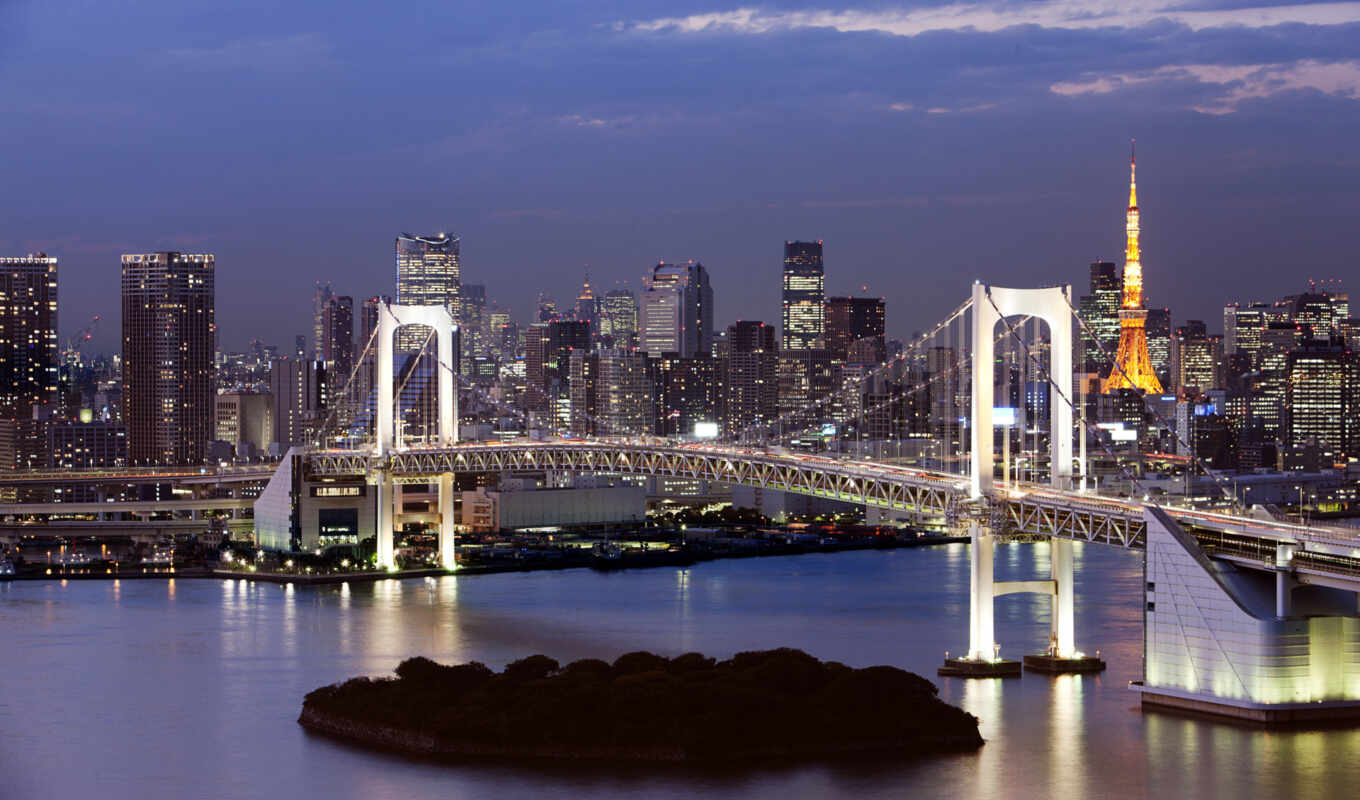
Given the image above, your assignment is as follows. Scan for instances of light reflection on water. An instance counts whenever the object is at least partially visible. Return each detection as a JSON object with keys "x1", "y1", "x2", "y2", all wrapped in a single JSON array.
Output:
[{"x1": 2, "y1": 545, "x2": 1359, "y2": 799}]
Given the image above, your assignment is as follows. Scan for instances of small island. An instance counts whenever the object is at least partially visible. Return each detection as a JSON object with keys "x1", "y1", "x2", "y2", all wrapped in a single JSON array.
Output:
[{"x1": 299, "y1": 648, "x2": 984, "y2": 762}]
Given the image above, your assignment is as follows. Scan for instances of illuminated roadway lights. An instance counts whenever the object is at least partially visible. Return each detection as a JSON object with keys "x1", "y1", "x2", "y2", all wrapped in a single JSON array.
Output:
[{"x1": 373, "y1": 301, "x2": 459, "y2": 571}]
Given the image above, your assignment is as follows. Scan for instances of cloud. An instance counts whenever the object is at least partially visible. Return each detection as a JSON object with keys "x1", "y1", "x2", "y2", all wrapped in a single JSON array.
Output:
[
  {"x1": 166, "y1": 33, "x2": 333, "y2": 73},
  {"x1": 1051, "y1": 59, "x2": 1360, "y2": 113},
  {"x1": 621, "y1": 2, "x2": 1360, "y2": 37}
]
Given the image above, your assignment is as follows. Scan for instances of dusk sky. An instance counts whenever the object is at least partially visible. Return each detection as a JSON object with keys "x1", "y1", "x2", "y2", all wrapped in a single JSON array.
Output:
[{"x1": 3, "y1": 0, "x2": 1359, "y2": 353}]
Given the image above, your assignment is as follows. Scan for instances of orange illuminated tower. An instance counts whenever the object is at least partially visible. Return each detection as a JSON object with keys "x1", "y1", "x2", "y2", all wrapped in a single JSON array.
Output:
[{"x1": 1103, "y1": 142, "x2": 1164, "y2": 394}]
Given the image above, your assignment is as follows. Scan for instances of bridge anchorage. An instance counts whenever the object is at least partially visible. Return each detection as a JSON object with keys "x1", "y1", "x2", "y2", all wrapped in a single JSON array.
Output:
[{"x1": 250, "y1": 279, "x2": 1360, "y2": 724}]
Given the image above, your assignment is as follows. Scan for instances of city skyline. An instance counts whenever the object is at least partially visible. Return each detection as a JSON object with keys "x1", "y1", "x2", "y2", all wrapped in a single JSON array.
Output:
[{"x1": 3, "y1": 1, "x2": 1358, "y2": 351}]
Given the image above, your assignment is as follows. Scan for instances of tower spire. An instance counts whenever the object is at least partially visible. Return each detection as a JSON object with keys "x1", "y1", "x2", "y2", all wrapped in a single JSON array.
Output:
[{"x1": 1103, "y1": 141, "x2": 1162, "y2": 395}]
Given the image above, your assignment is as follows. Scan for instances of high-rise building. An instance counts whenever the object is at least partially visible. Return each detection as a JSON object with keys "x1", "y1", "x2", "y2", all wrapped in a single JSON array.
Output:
[
  {"x1": 121, "y1": 252, "x2": 215, "y2": 465},
  {"x1": 269, "y1": 357, "x2": 327, "y2": 453},
  {"x1": 1103, "y1": 147, "x2": 1163, "y2": 394},
  {"x1": 1171, "y1": 320, "x2": 1223, "y2": 395},
  {"x1": 599, "y1": 289, "x2": 638, "y2": 349},
  {"x1": 1292, "y1": 292, "x2": 1336, "y2": 340},
  {"x1": 1285, "y1": 339, "x2": 1360, "y2": 467},
  {"x1": 1079, "y1": 261, "x2": 1121, "y2": 374},
  {"x1": 1146, "y1": 307, "x2": 1171, "y2": 388},
  {"x1": 321, "y1": 295, "x2": 354, "y2": 386},
  {"x1": 597, "y1": 349, "x2": 652, "y2": 435},
  {"x1": 395, "y1": 232, "x2": 460, "y2": 351},
  {"x1": 1224, "y1": 304, "x2": 1267, "y2": 371},
  {"x1": 312, "y1": 281, "x2": 334, "y2": 361},
  {"x1": 825, "y1": 296, "x2": 886, "y2": 365},
  {"x1": 0, "y1": 254, "x2": 59, "y2": 420},
  {"x1": 459, "y1": 283, "x2": 486, "y2": 362},
  {"x1": 719, "y1": 321, "x2": 778, "y2": 441},
  {"x1": 567, "y1": 350, "x2": 599, "y2": 436},
  {"x1": 782, "y1": 241, "x2": 825, "y2": 351},
  {"x1": 639, "y1": 262, "x2": 713, "y2": 357},
  {"x1": 650, "y1": 353, "x2": 717, "y2": 437}
]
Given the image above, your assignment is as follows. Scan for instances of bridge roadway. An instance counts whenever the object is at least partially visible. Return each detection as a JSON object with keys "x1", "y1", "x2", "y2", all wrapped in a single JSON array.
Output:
[{"x1": 306, "y1": 439, "x2": 1360, "y2": 584}]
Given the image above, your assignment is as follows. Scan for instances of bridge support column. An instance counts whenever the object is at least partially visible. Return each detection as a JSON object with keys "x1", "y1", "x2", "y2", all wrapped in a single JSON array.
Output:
[
  {"x1": 1023, "y1": 538, "x2": 1105, "y2": 674},
  {"x1": 969, "y1": 522, "x2": 995, "y2": 661},
  {"x1": 375, "y1": 474, "x2": 395, "y2": 570},
  {"x1": 438, "y1": 474, "x2": 456, "y2": 570},
  {"x1": 940, "y1": 523, "x2": 1021, "y2": 677},
  {"x1": 1275, "y1": 544, "x2": 1295, "y2": 618},
  {"x1": 1052, "y1": 538, "x2": 1075, "y2": 657}
]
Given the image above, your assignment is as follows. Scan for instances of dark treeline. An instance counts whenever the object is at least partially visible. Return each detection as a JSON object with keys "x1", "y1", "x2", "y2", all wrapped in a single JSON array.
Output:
[{"x1": 301, "y1": 648, "x2": 983, "y2": 761}]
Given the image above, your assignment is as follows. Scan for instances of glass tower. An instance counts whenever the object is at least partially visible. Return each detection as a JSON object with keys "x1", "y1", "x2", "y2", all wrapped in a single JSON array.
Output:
[{"x1": 782, "y1": 240, "x2": 825, "y2": 351}]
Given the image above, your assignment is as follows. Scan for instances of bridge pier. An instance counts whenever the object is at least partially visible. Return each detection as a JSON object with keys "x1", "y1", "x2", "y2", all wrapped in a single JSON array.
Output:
[
  {"x1": 940, "y1": 523, "x2": 1021, "y2": 677},
  {"x1": 1023, "y1": 538, "x2": 1105, "y2": 674},
  {"x1": 375, "y1": 475, "x2": 395, "y2": 570},
  {"x1": 438, "y1": 474, "x2": 456, "y2": 570}
]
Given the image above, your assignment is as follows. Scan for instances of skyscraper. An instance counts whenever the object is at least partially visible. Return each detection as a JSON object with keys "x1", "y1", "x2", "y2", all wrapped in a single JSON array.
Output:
[
  {"x1": 1285, "y1": 339, "x2": 1360, "y2": 467},
  {"x1": 312, "y1": 281, "x2": 334, "y2": 361},
  {"x1": 395, "y1": 232, "x2": 460, "y2": 351},
  {"x1": 321, "y1": 295, "x2": 354, "y2": 385},
  {"x1": 0, "y1": 253, "x2": 58, "y2": 420},
  {"x1": 782, "y1": 241, "x2": 825, "y2": 351},
  {"x1": 1078, "y1": 261, "x2": 1121, "y2": 374},
  {"x1": 1170, "y1": 320, "x2": 1223, "y2": 395},
  {"x1": 639, "y1": 261, "x2": 713, "y2": 357},
  {"x1": 720, "y1": 321, "x2": 778, "y2": 441},
  {"x1": 1103, "y1": 145, "x2": 1163, "y2": 394},
  {"x1": 1146, "y1": 307, "x2": 1172, "y2": 388},
  {"x1": 825, "y1": 296, "x2": 885, "y2": 365},
  {"x1": 121, "y1": 252, "x2": 215, "y2": 465},
  {"x1": 598, "y1": 289, "x2": 638, "y2": 349}
]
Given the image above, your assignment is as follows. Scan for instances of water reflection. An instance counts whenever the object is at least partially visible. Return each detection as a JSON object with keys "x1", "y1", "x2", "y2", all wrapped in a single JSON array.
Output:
[{"x1": 7, "y1": 546, "x2": 1360, "y2": 800}]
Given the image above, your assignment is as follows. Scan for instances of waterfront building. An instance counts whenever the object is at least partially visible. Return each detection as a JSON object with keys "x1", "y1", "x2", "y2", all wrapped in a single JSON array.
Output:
[
  {"x1": 782, "y1": 240, "x2": 825, "y2": 352},
  {"x1": 121, "y1": 252, "x2": 215, "y2": 465},
  {"x1": 825, "y1": 296, "x2": 886, "y2": 366},
  {"x1": 395, "y1": 232, "x2": 460, "y2": 351},
  {"x1": 719, "y1": 321, "x2": 778, "y2": 440},
  {"x1": 0, "y1": 253, "x2": 59, "y2": 422},
  {"x1": 639, "y1": 261, "x2": 713, "y2": 357},
  {"x1": 1103, "y1": 148, "x2": 1163, "y2": 394}
]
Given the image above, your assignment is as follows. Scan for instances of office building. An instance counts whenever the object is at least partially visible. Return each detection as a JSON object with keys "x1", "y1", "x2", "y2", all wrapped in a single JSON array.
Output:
[
  {"x1": 1171, "y1": 320, "x2": 1223, "y2": 395},
  {"x1": 1285, "y1": 340, "x2": 1360, "y2": 467},
  {"x1": 597, "y1": 349, "x2": 652, "y2": 435},
  {"x1": 650, "y1": 353, "x2": 717, "y2": 437},
  {"x1": 598, "y1": 289, "x2": 638, "y2": 349},
  {"x1": 825, "y1": 296, "x2": 886, "y2": 365},
  {"x1": 321, "y1": 295, "x2": 354, "y2": 385},
  {"x1": 121, "y1": 252, "x2": 215, "y2": 465},
  {"x1": 1079, "y1": 261, "x2": 1121, "y2": 374},
  {"x1": 782, "y1": 241, "x2": 825, "y2": 351},
  {"x1": 215, "y1": 391, "x2": 273, "y2": 460},
  {"x1": 269, "y1": 358, "x2": 327, "y2": 453},
  {"x1": 395, "y1": 232, "x2": 460, "y2": 351},
  {"x1": 639, "y1": 261, "x2": 713, "y2": 357}
]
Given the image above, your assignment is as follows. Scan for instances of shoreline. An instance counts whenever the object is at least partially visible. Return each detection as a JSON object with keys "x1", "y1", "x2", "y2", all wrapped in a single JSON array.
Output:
[{"x1": 4, "y1": 534, "x2": 968, "y2": 585}]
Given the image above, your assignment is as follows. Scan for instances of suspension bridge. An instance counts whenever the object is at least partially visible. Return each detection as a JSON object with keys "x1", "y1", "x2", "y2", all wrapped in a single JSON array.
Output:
[{"x1": 258, "y1": 282, "x2": 1360, "y2": 723}]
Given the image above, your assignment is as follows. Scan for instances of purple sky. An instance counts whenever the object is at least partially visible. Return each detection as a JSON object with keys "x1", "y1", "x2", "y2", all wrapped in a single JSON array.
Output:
[{"x1": 3, "y1": 0, "x2": 1359, "y2": 353}]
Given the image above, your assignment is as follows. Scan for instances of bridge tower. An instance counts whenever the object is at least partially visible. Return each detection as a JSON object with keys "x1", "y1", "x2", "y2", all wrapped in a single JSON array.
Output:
[
  {"x1": 943, "y1": 283, "x2": 1097, "y2": 676},
  {"x1": 373, "y1": 301, "x2": 459, "y2": 570}
]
